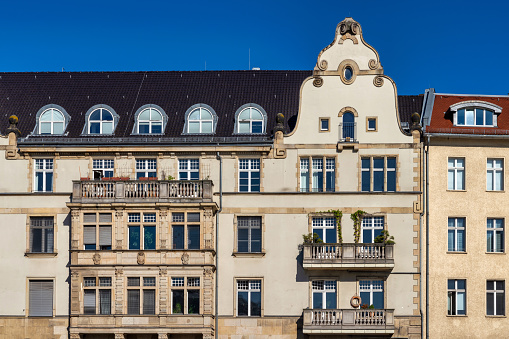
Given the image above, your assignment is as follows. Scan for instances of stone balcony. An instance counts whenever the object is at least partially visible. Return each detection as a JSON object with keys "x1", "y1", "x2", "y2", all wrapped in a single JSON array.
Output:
[
  {"x1": 303, "y1": 308, "x2": 394, "y2": 335},
  {"x1": 71, "y1": 179, "x2": 213, "y2": 204},
  {"x1": 302, "y1": 243, "x2": 394, "y2": 270}
]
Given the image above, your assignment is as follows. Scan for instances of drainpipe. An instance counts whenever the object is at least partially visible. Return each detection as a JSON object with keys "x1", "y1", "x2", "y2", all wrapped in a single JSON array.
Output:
[
  {"x1": 215, "y1": 152, "x2": 223, "y2": 338},
  {"x1": 425, "y1": 135, "x2": 430, "y2": 338}
]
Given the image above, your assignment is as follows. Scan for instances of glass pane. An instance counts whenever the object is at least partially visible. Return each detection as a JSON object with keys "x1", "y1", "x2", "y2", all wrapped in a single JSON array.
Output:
[
  {"x1": 250, "y1": 109, "x2": 263, "y2": 120},
  {"x1": 496, "y1": 232, "x2": 504, "y2": 252},
  {"x1": 172, "y1": 290, "x2": 184, "y2": 314},
  {"x1": 344, "y1": 67, "x2": 353, "y2": 80},
  {"x1": 326, "y1": 292, "x2": 337, "y2": 309},
  {"x1": 360, "y1": 292, "x2": 370, "y2": 307},
  {"x1": 200, "y1": 109, "x2": 212, "y2": 119},
  {"x1": 487, "y1": 292, "x2": 494, "y2": 315},
  {"x1": 239, "y1": 110, "x2": 250, "y2": 120},
  {"x1": 448, "y1": 230, "x2": 454, "y2": 251},
  {"x1": 53, "y1": 122, "x2": 64, "y2": 134},
  {"x1": 44, "y1": 229, "x2": 54, "y2": 253},
  {"x1": 52, "y1": 111, "x2": 64, "y2": 121},
  {"x1": 45, "y1": 173, "x2": 53, "y2": 192},
  {"x1": 457, "y1": 109, "x2": 465, "y2": 125},
  {"x1": 251, "y1": 291, "x2": 261, "y2": 316},
  {"x1": 102, "y1": 122, "x2": 113, "y2": 134},
  {"x1": 325, "y1": 228, "x2": 336, "y2": 244},
  {"x1": 373, "y1": 171, "x2": 384, "y2": 191},
  {"x1": 457, "y1": 170, "x2": 464, "y2": 190},
  {"x1": 35, "y1": 172, "x2": 43, "y2": 192},
  {"x1": 127, "y1": 290, "x2": 140, "y2": 314},
  {"x1": 99, "y1": 290, "x2": 111, "y2": 315},
  {"x1": 188, "y1": 225, "x2": 200, "y2": 249},
  {"x1": 31, "y1": 229, "x2": 42, "y2": 252},
  {"x1": 448, "y1": 280, "x2": 455, "y2": 290},
  {"x1": 487, "y1": 171, "x2": 493, "y2": 190},
  {"x1": 172, "y1": 225, "x2": 184, "y2": 249},
  {"x1": 188, "y1": 290, "x2": 200, "y2": 314},
  {"x1": 90, "y1": 122, "x2": 100, "y2": 134},
  {"x1": 139, "y1": 109, "x2": 150, "y2": 120},
  {"x1": 84, "y1": 290, "x2": 96, "y2": 314},
  {"x1": 188, "y1": 121, "x2": 200, "y2": 133},
  {"x1": 189, "y1": 109, "x2": 200, "y2": 120},
  {"x1": 251, "y1": 227, "x2": 262, "y2": 252},
  {"x1": 139, "y1": 123, "x2": 149, "y2": 134},
  {"x1": 143, "y1": 290, "x2": 155, "y2": 314},
  {"x1": 151, "y1": 123, "x2": 162, "y2": 134},
  {"x1": 238, "y1": 122, "x2": 250, "y2": 133},
  {"x1": 457, "y1": 280, "x2": 465, "y2": 289},
  {"x1": 326, "y1": 171, "x2": 335, "y2": 192},
  {"x1": 465, "y1": 109, "x2": 474, "y2": 125},
  {"x1": 457, "y1": 230, "x2": 464, "y2": 251},
  {"x1": 373, "y1": 158, "x2": 384, "y2": 168},
  {"x1": 387, "y1": 171, "x2": 396, "y2": 191},
  {"x1": 486, "y1": 111, "x2": 493, "y2": 126},
  {"x1": 238, "y1": 228, "x2": 249, "y2": 252},
  {"x1": 150, "y1": 109, "x2": 162, "y2": 121},
  {"x1": 144, "y1": 226, "x2": 156, "y2": 250},
  {"x1": 363, "y1": 229, "x2": 372, "y2": 243},
  {"x1": 238, "y1": 291, "x2": 249, "y2": 316},
  {"x1": 457, "y1": 292, "x2": 466, "y2": 315},
  {"x1": 252, "y1": 121, "x2": 263, "y2": 134},
  {"x1": 129, "y1": 226, "x2": 140, "y2": 250},
  {"x1": 102, "y1": 110, "x2": 113, "y2": 121},
  {"x1": 40, "y1": 122, "x2": 51, "y2": 134},
  {"x1": 40, "y1": 111, "x2": 52, "y2": 121},
  {"x1": 362, "y1": 171, "x2": 370, "y2": 192},
  {"x1": 387, "y1": 158, "x2": 396, "y2": 169},
  {"x1": 496, "y1": 292, "x2": 505, "y2": 315},
  {"x1": 90, "y1": 110, "x2": 101, "y2": 120},
  {"x1": 202, "y1": 121, "x2": 212, "y2": 133},
  {"x1": 476, "y1": 109, "x2": 484, "y2": 125},
  {"x1": 372, "y1": 291, "x2": 384, "y2": 309},
  {"x1": 495, "y1": 171, "x2": 503, "y2": 190}
]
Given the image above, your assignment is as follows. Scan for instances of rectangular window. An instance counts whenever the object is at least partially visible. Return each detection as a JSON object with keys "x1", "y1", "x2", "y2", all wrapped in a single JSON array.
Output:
[
  {"x1": 361, "y1": 217, "x2": 384, "y2": 243},
  {"x1": 359, "y1": 280, "x2": 384, "y2": 309},
  {"x1": 83, "y1": 213, "x2": 112, "y2": 250},
  {"x1": 237, "y1": 216, "x2": 262, "y2": 253},
  {"x1": 448, "y1": 217, "x2": 466, "y2": 252},
  {"x1": 127, "y1": 277, "x2": 156, "y2": 315},
  {"x1": 171, "y1": 277, "x2": 200, "y2": 314},
  {"x1": 93, "y1": 159, "x2": 114, "y2": 179},
  {"x1": 448, "y1": 279, "x2": 466, "y2": 315},
  {"x1": 179, "y1": 159, "x2": 200, "y2": 180},
  {"x1": 300, "y1": 159, "x2": 309, "y2": 192},
  {"x1": 456, "y1": 108, "x2": 495, "y2": 127},
  {"x1": 171, "y1": 212, "x2": 201, "y2": 250},
  {"x1": 34, "y1": 159, "x2": 53, "y2": 192},
  {"x1": 448, "y1": 158, "x2": 465, "y2": 190},
  {"x1": 239, "y1": 159, "x2": 260, "y2": 192},
  {"x1": 367, "y1": 117, "x2": 377, "y2": 131},
  {"x1": 487, "y1": 159, "x2": 503, "y2": 191},
  {"x1": 237, "y1": 280, "x2": 261, "y2": 317},
  {"x1": 312, "y1": 280, "x2": 336, "y2": 309},
  {"x1": 83, "y1": 277, "x2": 112, "y2": 315},
  {"x1": 487, "y1": 218, "x2": 504, "y2": 253},
  {"x1": 312, "y1": 217, "x2": 336, "y2": 243},
  {"x1": 29, "y1": 280, "x2": 53, "y2": 317},
  {"x1": 136, "y1": 159, "x2": 157, "y2": 179},
  {"x1": 487, "y1": 280, "x2": 505, "y2": 316},
  {"x1": 128, "y1": 213, "x2": 157, "y2": 250},
  {"x1": 29, "y1": 217, "x2": 54, "y2": 253},
  {"x1": 300, "y1": 157, "x2": 335, "y2": 192},
  {"x1": 320, "y1": 118, "x2": 330, "y2": 132},
  {"x1": 361, "y1": 156, "x2": 396, "y2": 192}
]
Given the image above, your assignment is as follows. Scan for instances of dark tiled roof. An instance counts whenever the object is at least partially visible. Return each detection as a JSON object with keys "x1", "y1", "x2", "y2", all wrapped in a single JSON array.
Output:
[{"x1": 0, "y1": 71, "x2": 420, "y2": 139}]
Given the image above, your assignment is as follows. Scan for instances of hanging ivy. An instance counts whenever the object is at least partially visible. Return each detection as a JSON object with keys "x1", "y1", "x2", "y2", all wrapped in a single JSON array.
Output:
[
  {"x1": 351, "y1": 210, "x2": 366, "y2": 243},
  {"x1": 318, "y1": 209, "x2": 343, "y2": 243}
]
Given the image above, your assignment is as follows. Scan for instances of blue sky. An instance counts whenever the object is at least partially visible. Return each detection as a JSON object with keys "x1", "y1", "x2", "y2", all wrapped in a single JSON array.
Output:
[{"x1": 1, "y1": 0, "x2": 508, "y2": 95}]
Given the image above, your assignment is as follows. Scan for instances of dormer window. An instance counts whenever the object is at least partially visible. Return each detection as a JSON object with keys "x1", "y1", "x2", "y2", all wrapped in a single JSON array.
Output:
[
  {"x1": 450, "y1": 101, "x2": 502, "y2": 127},
  {"x1": 132, "y1": 104, "x2": 168, "y2": 135},
  {"x1": 33, "y1": 104, "x2": 71, "y2": 135},
  {"x1": 234, "y1": 104, "x2": 267, "y2": 134},
  {"x1": 182, "y1": 104, "x2": 218, "y2": 135},
  {"x1": 83, "y1": 104, "x2": 119, "y2": 135}
]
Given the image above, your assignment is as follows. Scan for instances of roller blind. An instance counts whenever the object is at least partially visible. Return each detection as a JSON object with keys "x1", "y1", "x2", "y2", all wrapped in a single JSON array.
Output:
[
  {"x1": 29, "y1": 280, "x2": 53, "y2": 317},
  {"x1": 84, "y1": 290, "x2": 96, "y2": 314},
  {"x1": 99, "y1": 226, "x2": 112, "y2": 246},
  {"x1": 83, "y1": 226, "x2": 96, "y2": 245},
  {"x1": 143, "y1": 290, "x2": 156, "y2": 314}
]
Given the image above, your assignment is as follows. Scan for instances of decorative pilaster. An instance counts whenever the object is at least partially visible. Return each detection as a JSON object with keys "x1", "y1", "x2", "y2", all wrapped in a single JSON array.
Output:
[
  {"x1": 115, "y1": 268, "x2": 124, "y2": 314},
  {"x1": 70, "y1": 270, "x2": 80, "y2": 314},
  {"x1": 203, "y1": 267, "x2": 214, "y2": 314},
  {"x1": 115, "y1": 209, "x2": 124, "y2": 250},
  {"x1": 159, "y1": 208, "x2": 169, "y2": 249},
  {"x1": 159, "y1": 267, "x2": 168, "y2": 314},
  {"x1": 71, "y1": 210, "x2": 80, "y2": 250},
  {"x1": 203, "y1": 208, "x2": 214, "y2": 250}
]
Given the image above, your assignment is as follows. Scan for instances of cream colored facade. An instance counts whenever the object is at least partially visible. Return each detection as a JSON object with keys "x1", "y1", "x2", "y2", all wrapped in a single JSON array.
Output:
[{"x1": 0, "y1": 18, "x2": 422, "y2": 339}]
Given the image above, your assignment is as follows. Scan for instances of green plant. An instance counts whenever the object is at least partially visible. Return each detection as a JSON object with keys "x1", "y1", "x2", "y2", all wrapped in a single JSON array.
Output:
[
  {"x1": 374, "y1": 230, "x2": 395, "y2": 245},
  {"x1": 351, "y1": 210, "x2": 366, "y2": 243},
  {"x1": 317, "y1": 210, "x2": 343, "y2": 243},
  {"x1": 167, "y1": 175, "x2": 175, "y2": 180},
  {"x1": 361, "y1": 303, "x2": 375, "y2": 309},
  {"x1": 173, "y1": 302, "x2": 182, "y2": 314},
  {"x1": 369, "y1": 304, "x2": 375, "y2": 309},
  {"x1": 302, "y1": 232, "x2": 323, "y2": 244}
]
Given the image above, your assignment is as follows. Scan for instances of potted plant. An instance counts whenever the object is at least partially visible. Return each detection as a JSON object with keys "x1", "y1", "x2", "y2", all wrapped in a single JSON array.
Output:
[
  {"x1": 302, "y1": 233, "x2": 323, "y2": 244},
  {"x1": 374, "y1": 230, "x2": 395, "y2": 245}
]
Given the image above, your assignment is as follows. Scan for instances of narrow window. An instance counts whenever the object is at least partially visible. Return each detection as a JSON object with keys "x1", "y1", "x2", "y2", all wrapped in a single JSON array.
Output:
[
  {"x1": 359, "y1": 280, "x2": 384, "y2": 309},
  {"x1": 312, "y1": 158, "x2": 323, "y2": 192},
  {"x1": 237, "y1": 216, "x2": 262, "y2": 253},
  {"x1": 373, "y1": 157, "x2": 384, "y2": 192},
  {"x1": 143, "y1": 277, "x2": 156, "y2": 315},
  {"x1": 487, "y1": 280, "x2": 505, "y2": 316},
  {"x1": 487, "y1": 219, "x2": 504, "y2": 253},
  {"x1": 171, "y1": 277, "x2": 185, "y2": 314},
  {"x1": 179, "y1": 159, "x2": 199, "y2": 180},
  {"x1": 320, "y1": 118, "x2": 330, "y2": 132},
  {"x1": 239, "y1": 159, "x2": 260, "y2": 192},
  {"x1": 361, "y1": 158, "x2": 371, "y2": 192},
  {"x1": 187, "y1": 277, "x2": 200, "y2": 314},
  {"x1": 127, "y1": 277, "x2": 141, "y2": 315},
  {"x1": 237, "y1": 280, "x2": 261, "y2": 316},
  {"x1": 367, "y1": 118, "x2": 377, "y2": 131},
  {"x1": 487, "y1": 159, "x2": 503, "y2": 191},
  {"x1": 344, "y1": 66, "x2": 353, "y2": 81},
  {"x1": 29, "y1": 217, "x2": 54, "y2": 253},
  {"x1": 448, "y1": 158, "x2": 465, "y2": 190},
  {"x1": 325, "y1": 158, "x2": 335, "y2": 192},
  {"x1": 128, "y1": 213, "x2": 156, "y2": 250},
  {"x1": 448, "y1": 217, "x2": 465, "y2": 252},
  {"x1": 447, "y1": 279, "x2": 466, "y2": 315},
  {"x1": 34, "y1": 159, "x2": 53, "y2": 192},
  {"x1": 300, "y1": 159, "x2": 309, "y2": 192},
  {"x1": 312, "y1": 280, "x2": 337, "y2": 309},
  {"x1": 341, "y1": 112, "x2": 355, "y2": 141}
]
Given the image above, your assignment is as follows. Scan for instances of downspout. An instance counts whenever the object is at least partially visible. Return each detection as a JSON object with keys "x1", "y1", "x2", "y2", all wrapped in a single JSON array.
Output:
[
  {"x1": 425, "y1": 135, "x2": 430, "y2": 339},
  {"x1": 420, "y1": 135, "x2": 424, "y2": 339},
  {"x1": 215, "y1": 152, "x2": 223, "y2": 338}
]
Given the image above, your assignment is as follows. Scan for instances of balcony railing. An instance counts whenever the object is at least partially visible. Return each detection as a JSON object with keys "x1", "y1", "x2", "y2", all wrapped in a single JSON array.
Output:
[
  {"x1": 72, "y1": 180, "x2": 213, "y2": 203},
  {"x1": 303, "y1": 308, "x2": 394, "y2": 334},
  {"x1": 302, "y1": 243, "x2": 394, "y2": 270},
  {"x1": 338, "y1": 122, "x2": 357, "y2": 142}
]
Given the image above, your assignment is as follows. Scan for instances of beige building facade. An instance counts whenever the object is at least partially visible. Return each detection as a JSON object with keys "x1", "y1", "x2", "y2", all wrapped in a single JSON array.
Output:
[{"x1": 0, "y1": 18, "x2": 423, "y2": 339}]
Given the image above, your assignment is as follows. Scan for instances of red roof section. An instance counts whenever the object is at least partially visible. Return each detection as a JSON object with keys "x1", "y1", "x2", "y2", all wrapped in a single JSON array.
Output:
[{"x1": 427, "y1": 94, "x2": 509, "y2": 135}]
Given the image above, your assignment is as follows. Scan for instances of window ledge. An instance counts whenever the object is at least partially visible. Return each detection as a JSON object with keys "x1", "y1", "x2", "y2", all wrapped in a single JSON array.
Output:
[
  {"x1": 446, "y1": 315, "x2": 467, "y2": 317},
  {"x1": 486, "y1": 190, "x2": 505, "y2": 193},
  {"x1": 232, "y1": 252, "x2": 266, "y2": 258},
  {"x1": 486, "y1": 315, "x2": 506, "y2": 318},
  {"x1": 485, "y1": 252, "x2": 506, "y2": 255},
  {"x1": 446, "y1": 189, "x2": 466, "y2": 192},
  {"x1": 25, "y1": 252, "x2": 58, "y2": 257},
  {"x1": 446, "y1": 251, "x2": 467, "y2": 254}
]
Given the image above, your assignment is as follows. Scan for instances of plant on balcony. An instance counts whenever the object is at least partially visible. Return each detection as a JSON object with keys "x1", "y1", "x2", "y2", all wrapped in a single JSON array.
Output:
[
  {"x1": 360, "y1": 303, "x2": 375, "y2": 309},
  {"x1": 324, "y1": 209, "x2": 343, "y2": 243},
  {"x1": 167, "y1": 175, "x2": 175, "y2": 180},
  {"x1": 302, "y1": 233, "x2": 323, "y2": 244},
  {"x1": 351, "y1": 210, "x2": 366, "y2": 243},
  {"x1": 374, "y1": 230, "x2": 395, "y2": 245}
]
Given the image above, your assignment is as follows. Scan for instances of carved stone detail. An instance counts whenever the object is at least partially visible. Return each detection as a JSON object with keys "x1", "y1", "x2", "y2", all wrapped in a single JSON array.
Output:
[
  {"x1": 204, "y1": 209, "x2": 213, "y2": 218},
  {"x1": 159, "y1": 267, "x2": 168, "y2": 276},
  {"x1": 116, "y1": 239, "x2": 123, "y2": 250},
  {"x1": 92, "y1": 253, "x2": 101, "y2": 265},
  {"x1": 373, "y1": 76, "x2": 384, "y2": 87},
  {"x1": 159, "y1": 209, "x2": 168, "y2": 218},
  {"x1": 70, "y1": 334, "x2": 82, "y2": 339},
  {"x1": 204, "y1": 267, "x2": 214, "y2": 276},
  {"x1": 114, "y1": 334, "x2": 125, "y2": 339},
  {"x1": 71, "y1": 270, "x2": 79, "y2": 278},
  {"x1": 158, "y1": 334, "x2": 168, "y2": 339},
  {"x1": 115, "y1": 210, "x2": 124, "y2": 218},
  {"x1": 313, "y1": 76, "x2": 323, "y2": 87},
  {"x1": 181, "y1": 252, "x2": 190, "y2": 265},
  {"x1": 339, "y1": 19, "x2": 360, "y2": 35},
  {"x1": 317, "y1": 59, "x2": 328, "y2": 71},
  {"x1": 368, "y1": 59, "x2": 379, "y2": 70},
  {"x1": 137, "y1": 252, "x2": 145, "y2": 265},
  {"x1": 71, "y1": 210, "x2": 80, "y2": 218},
  {"x1": 339, "y1": 33, "x2": 358, "y2": 44},
  {"x1": 115, "y1": 268, "x2": 123, "y2": 276}
]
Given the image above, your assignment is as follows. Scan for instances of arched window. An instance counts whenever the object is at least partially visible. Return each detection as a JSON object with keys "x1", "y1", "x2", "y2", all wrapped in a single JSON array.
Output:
[
  {"x1": 33, "y1": 104, "x2": 70, "y2": 135},
  {"x1": 342, "y1": 112, "x2": 355, "y2": 140},
  {"x1": 449, "y1": 101, "x2": 502, "y2": 127},
  {"x1": 234, "y1": 104, "x2": 267, "y2": 134},
  {"x1": 138, "y1": 108, "x2": 163, "y2": 134},
  {"x1": 188, "y1": 107, "x2": 213, "y2": 133}
]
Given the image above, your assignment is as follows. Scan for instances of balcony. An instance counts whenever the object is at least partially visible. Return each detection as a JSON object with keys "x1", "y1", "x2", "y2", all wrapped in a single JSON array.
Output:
[
  {"x1": 302, "y1": 243, "x2": 394, "y2": 270},
  {"x1": 71, "y1": 179, "x2": 213, "y2": 204},
  {"x1": 303, "y1": 309, "x2": 394, "y2": 335},
  {"x1": 338, "y1": 122, "x2": 357, "y2": 143}
]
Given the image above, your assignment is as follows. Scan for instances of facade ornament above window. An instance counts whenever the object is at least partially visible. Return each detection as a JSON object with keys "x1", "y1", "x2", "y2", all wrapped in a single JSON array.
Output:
[
  {"x1": 181, "y1": 252, "x2": 190, "y2": 265},
  {"x1": 137, "y1": 252, "x2": 145, "y2": 265},
  {"x1": 92, "y1": 253, "x2": 101, "y2": 265}
]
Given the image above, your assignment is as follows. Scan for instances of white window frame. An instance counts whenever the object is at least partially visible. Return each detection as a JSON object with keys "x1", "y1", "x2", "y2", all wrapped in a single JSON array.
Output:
[
  {"x1": 87, "y1": 108, "x2": 114, "y2": 134},
  {"x1": 236, "y1": 279, "x2": 262, "y2": 317},
  {"x1": 238, "y1": 159, "x2": 260, "y2": 192},
  {"x1": 487, "y1": 280, "x2": 505, "y2": 316},
  {"x1": 312, "y1": 280, "x2": 337, "y2": 309},
  {"x1": 312, "y1": 217, "x2": 336, "y2": 243},
  {"x1": 29, "y1": 216, "x2": 54, "y2": 253},
  {"x1": 38, "y1": 108, "x2": 65, "y2": 135},
  {"x1": 170, "y1": 277, "x2": 201, "y2": 315},
  {"x1": 448, "y1": 217, "x2": 466, "y2": 252},
  {"x1": 361, "y1": 156, "x2": 397, "y2": 192},
  {"x1": 487, "y1": 218, "x2": 504, "y2": 253},
  {"x1": 136, "y1": 159, "x2": 157, "y2": 179},
  {"x1": 127, "y1": 213, "x2": 157, "y2": 250},
  {"x1": 300, "y1": 157, "x2": 336, "y2": 192},
  {"x1": 93, "y1": 159, "x2": 114, "y2": 179},
  {"x1": 34, "y1": 159, "x2": 54, "y2": 192},
  {"x1": 236, "y1": 216, "x2": 262, "y2": 253},
  {"x1": 361, "y1": 216, "x2": 384, "y2": 243},
  {"x1": 487, "y1": 158, "x2": 504, "y2": 191},
  {"x1": 179, "y1": 159, "x2": 199, "y2": 180},
  {"x1": 237, "y1": 107, "x2": 265, "y2": 134},
  {"x1": 448, "y1": 279, "x2": 466, "y2": 315},
  {"x1": 448, "y1": 158, "x2": 465, "y2": 190},
  {"x1": 171, "y1": 212, "x2": 201, "y2": 250},
  {"x1": 137, "y1": 108, "x2": 163, "y2": 134},
  {"x1": 187, "y1": 107, "x2": 214, "y2": 134},
  {"x1": 359, "y1": 279, "x2": 384, "y2": 308}
]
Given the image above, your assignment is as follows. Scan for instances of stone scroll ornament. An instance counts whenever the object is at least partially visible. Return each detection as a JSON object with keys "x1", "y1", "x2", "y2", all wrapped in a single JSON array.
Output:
[
  {"x1": 373, "y1": 76, "x2": 384, "y2": 87},
  {"x1": 137, "y1": 252, "x2": 145, "y2": 265},
  {"x1": 313, "y1": 76, "x2": 324, "y2": 88}
]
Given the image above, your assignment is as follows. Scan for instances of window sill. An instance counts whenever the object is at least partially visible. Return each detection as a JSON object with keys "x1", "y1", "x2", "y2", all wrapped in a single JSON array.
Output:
[
  {"x1": 486, "y1": 190, "x2": 505, "y2": 193},
  {"x1": 446, "y1": 189, "x2": 466, "y2": 192},
  {"x1": 446, "y1": 251, "x2": 467, "y2": 254},
  {"x1": 446, "y1": 314, "x2": 467, "y2": 317},
  {"x1": 486, "y1": 315, "x2": 506, "y2": 318},
  {"x1": 232, "y1": 252, "x2": 266, "y2": 258},
  {"x1": 25, "y1": 252, "x2": 58, "y2": 257},
  {"x1": 486, "y1": 252, "x2": 506, "y2": 255}
]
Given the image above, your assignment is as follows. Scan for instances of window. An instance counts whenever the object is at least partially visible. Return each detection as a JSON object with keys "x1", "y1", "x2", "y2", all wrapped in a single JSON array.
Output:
[
  {"x1": 448, "y1": 279, "x2": 466, "y2": 315},
  {"x1": 83, "y1": 213, "x2": 112, "y2": 250},
  {"x1": 93, "y1": 159, "x2": 114, "y2": 179},
  {"x1": 29, "y1": 280, "x2": 53, "y2": 316},
  {"x1": 448, "y1": 158, "x2": 465, "y2": 190},
  {"x1": 456, "y1": 108, "x2": 495, "y2": 127},
  {"x1": 39, "y1": 108, "x2": 65, "y2": 135},
  {"x1": 341, "y1": 112, "x2": 356, "y2": 141},
  {"x1": 237, "y1": 280, "x2": 261, "y2": 316},
  {"x1": 359, "y1": 280, "x2": 384, "y2": 309},
  {"x1": 239, "y1": 159, "x2": 260, "y2": 192},
  {"x1": 361, "y1": 156, "x2": 396, "y2": 192},
  {"x1": 136, "y1": 107, "x2": 163, "y2": 134},
  {"x1": 87, "y1": 108, "x2": 114, "y2": 134},
  {"x1": 312, "y1": 280, "x2": 336, "y2": 309},
  {"x1": 367, "y1": 117, "x2": 377, "y2": 131},
  {"x1": 312, "y1": 217, "x2": 336, "y2": 243},
  {"x1": 344, "y1": 66, "x2": 353, "y2": 81},
  {"x1": 136, "y1": 159, "x2": 157, "y2": 179},
  {"x1": 361, "y1": 217, "x2": 384, "y2": 243},
  {"x1": 300, "y1": 157, "x2": 335, "y2": 192},
  {"x1": 179, "y1": 159, "x2": 199, "y2": 180},
  {"x1": 29, "y1": 217, "x2": 54, "y2": 253},
  {"x1": 34, "y1": 159, "x2": 53, "y2": 192},
  {"x1": 188, "y1": 107, "x2": 214, "y2": 134},
  {"x1": 237, "y1": 107, "x2": 264, "y2": 134},
  {"x1": 237, "y1": 216, "x2": 261, "y2": 253},
  {"x1": 83, "y1": 277, "x2": 112, "y2": 315},
  {"x1": 171, "y1": 277, "x2": 200, "y2": 314},
  {"x1": 448, "y1": 217, "x2": 465, "y2": 252},
  {"x1": 487, "y1": 219, "x2": 504, "y2": 253},
  {"x1": 171, "y1": 212, "x2": 200, "y2": 250},
  {"x1": 487, "y1": 159, "x2": 503, "y2": 191},
  {"x1": 320, "y1": 118, "x2": 330, "y2": 132},
  {"x1": 487, "y1": 281, "x2": 505, "y2": 316},
  {"x1": 128, "y1": 213, "x2": 157, "y2": 250},
  {"x1": 127, "y1": 277, "x2": 156, "y2": 315}
]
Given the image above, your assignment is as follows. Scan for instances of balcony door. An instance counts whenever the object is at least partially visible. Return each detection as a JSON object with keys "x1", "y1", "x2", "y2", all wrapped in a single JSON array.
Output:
[
  {"x1": 312, "y1": 280, "x2": 337, "y2": 309},
  {"x1": 312, "y1": 217, "x2": 336, "y2": 243},
  {"x1": 359, "y1": 280, "x2": 384, "y2": 309},
  {"x1": 361, "y1": 217, "x2": 383, "y2": 243},
  {"x1": 342, "y1": 112, "x2": 355, "y2": 140}
]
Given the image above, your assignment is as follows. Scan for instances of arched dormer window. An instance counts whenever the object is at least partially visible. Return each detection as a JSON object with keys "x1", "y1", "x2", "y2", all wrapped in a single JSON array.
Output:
[
  {"x1": 132, "y1": 104, "x2": 168, "y2": 135},
  {"x1": 182, "y1": 104, "x2": 218, "y2": 134},
  {"x1": 33, "y1": 104, "x2": 70, "y2": 135},
  {"x1": 82, "y1": 104, "x2": 119, "y2": 135},
  {"x1": 450, "y1": 101, "x2": 502, "y2": 127},
  {"x1": 234, "y1": 104, "x2": 267, "y2": 134}
]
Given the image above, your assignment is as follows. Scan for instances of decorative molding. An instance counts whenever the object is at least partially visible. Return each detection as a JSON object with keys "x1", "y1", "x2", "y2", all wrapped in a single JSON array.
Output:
[
  {"x1": 115, "y1": 210, "x2": 124, "y2": 218},
  {"x1": 159, "y1": 209, "x2": 168, "y2": 218},
  {"x1": 114, "y1": 334, "x2": 125, "y2": 339},
  {"x1": 159, "y1": 267, "x2": 168, "y2": 276},
  {"x1": 204, "y1": 267, "x2": 214, "y2": 276},
  {"x1": 373, "y1": 75, "x2": 384, "y2": 87},
  {"x1": 71, "y1": 270, "x2": 79, "y2": 278},
  {"x1": 71, "y1": 210, "x2": 80, "y2": 218},
  {"x1": 181, "y1": 252, "x2": 190, "y2": 265},
  {"x1": 449, "y1": 100, "x2": 503, "y2": 113},
  {"x1": 339, "y1": 33, "x2": 358, "y2": 44},
  {"x1": 70, "y1": 334, "x2": 82, "y2": 339},
  {"x1": 115, "y1": 268, "x2": 123, "y2": 276},
  {"x1": 312, "y1": 76, "x2": 323, "y2": 87},
  {"x1": 368, "y1": 59, "x2": 379, "y2": 70},
  {"x1": 137, "y1": 252, "x2": 145, "y2": 265},
  {"x1": 92, "y1": 253, "x2": 101, "y2": 265},
  {"x1": 158, "y1": 334, "x2": 168, "y2": 339},
  {"x1": 338, "y1": 59, "x2": 359, "y2": 85},
  {"x1": 116, "y1": 240, "x2": 122, "y2": 250},
  {"x1": 338, "y1": 106, "x2": 359, "y2": 118},
  {"x1": 317, "y1": 59, "x2": 328, "y2": 71}
]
